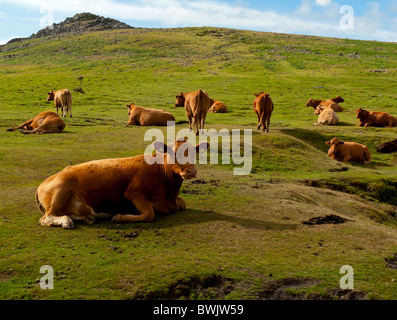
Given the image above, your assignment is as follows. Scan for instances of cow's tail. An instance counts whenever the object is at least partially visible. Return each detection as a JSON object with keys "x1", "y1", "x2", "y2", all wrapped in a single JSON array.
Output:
[
  {"x1": 35, "y1": 189, "x2": 46, "y2": 215},
  {"x1": 259, "y1": 94, "x2": 268, "y2": 124},
  {"x1": 193, "y1": 90, "x2": 203, "y2": 118},
  {"x1": 192, "y1": 90, "x2": 204, "y2": 131}
]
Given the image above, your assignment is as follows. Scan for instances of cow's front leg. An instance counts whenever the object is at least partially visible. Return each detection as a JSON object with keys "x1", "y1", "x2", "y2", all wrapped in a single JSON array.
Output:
[
  {"x1": 177, "y1": 197, "x2": 186, "y2": 210},
  {"x1": 112, "y1": 194, "x2": 155, "y2": 223},
  {"x1": 343, "y1": 154, "x2": 351, "y2": 162}
]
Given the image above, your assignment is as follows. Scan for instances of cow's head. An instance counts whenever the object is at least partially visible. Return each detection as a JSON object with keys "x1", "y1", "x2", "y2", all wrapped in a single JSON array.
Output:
[
  {"x1": 209, "y1": 98, "x2": 215, "y2": 106},
  {"x1": 46, "y1": 90, "x2": 55, "y2": 101},
  {"x1": 314, "y1": 105, "x2": 325, "y2": 115},
  {"x1": 126, "y1": 103, "x2": 138, "y2": 115},
  {"x1": 153, "y1": 137, "x2": 209, "y2": 180},
  {"x1": 306, "y1": 99, "x2": 319, "y2": 107},
  {"x1": 326, "y1": 137, "x2": 344, "y2": 157},
  {"x1": 175, "y1": 93, "x2": 185, "y2": 107},
  {"x1": 332, "y1": 96, "x2": 344, "y2": 103},
  {"x1": 354, "y1": 108, "x2": 365, "y2": 118}
]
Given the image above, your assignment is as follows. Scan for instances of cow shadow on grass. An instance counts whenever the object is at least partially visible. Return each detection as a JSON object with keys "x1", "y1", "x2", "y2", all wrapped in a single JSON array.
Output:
[{"x1": 91, "y1": 209, "x2": 297, "y2": 232}]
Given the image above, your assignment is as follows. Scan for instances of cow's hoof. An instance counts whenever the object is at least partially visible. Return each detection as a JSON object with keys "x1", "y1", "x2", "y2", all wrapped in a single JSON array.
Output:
[
  {"x1": 85, "y1": 216, "x2": 96, "y2": 225},
  {"x1": 177, "y1": 197, "x2": 186, "y2": 210},
  {"x1": 111, "y1": 214, "x2": 121, "y2": 223},
  {"x1": 61, "y1": 216, "x2": 74, "y2": 229}
]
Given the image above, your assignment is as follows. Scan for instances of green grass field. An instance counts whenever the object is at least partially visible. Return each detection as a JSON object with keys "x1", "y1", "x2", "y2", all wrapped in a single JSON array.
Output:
[{"x1": 0, "y1": 26, "x2": 397, "y2": 300}]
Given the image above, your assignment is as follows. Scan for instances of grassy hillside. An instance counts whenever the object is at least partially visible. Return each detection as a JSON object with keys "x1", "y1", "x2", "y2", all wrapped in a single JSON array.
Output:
[{"x1": 0, "y1": 26, "x2": 397, "y2": 300}]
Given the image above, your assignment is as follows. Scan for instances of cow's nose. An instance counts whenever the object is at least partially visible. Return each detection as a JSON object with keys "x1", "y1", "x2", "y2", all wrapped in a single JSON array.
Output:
[{"x1": 187, "y1": 168, "x2": 197, "y2": 176}]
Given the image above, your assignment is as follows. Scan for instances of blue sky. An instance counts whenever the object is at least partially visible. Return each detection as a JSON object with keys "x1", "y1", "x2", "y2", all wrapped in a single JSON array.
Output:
[{"x1": 0, "y1": 0, "x2": 397, "y2": 44}]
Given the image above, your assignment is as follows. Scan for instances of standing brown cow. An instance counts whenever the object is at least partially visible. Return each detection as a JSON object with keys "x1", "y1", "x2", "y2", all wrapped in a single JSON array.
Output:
[
  {"x1": 47, "y1": 89, "x2": 72, "y2": 117},
  {"x1": 253, "y1": 92, "x2": 274, "y2": 132},
  {"x1": 175, "y1": 90, "x2": 212, "y2": 135},
  {"x1": 7, "y1": 111, "x2": 66, "y2": 134}
]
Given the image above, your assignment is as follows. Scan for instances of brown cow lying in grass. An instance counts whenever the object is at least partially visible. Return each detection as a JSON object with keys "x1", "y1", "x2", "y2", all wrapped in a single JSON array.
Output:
[
  {"x1": 355, "y1": 107, "x2": 397, "y2": 127},
  {"x1": 47, "y1": 89, "x2": 72, "y2": 118},
  {"x1": 209, "y1": 99, "x2": 228, "y2": 113},
  {"x1": 36, "y1": 137, "x2": 210, "y2": 229},
  {"x1": 175, "y1": 90, "x2": 212, "y2": 135},
  {"x1": 253, "y1": 92, "x2": 274, "y2": 132},
  {"x1": 313, "y1": 105, "x2": 339, "y2": 126},
  {"x1": 377, "y1": 139, "x2": 397, "y2": 153},
  {"x1": 326, "y1": 137, "x2": 371, "y2": 164},
  {"x1": 127, "y1": 103, "x2": 175, "y2": 126},
  {"x1": 306, "y1": 96, "x2": 344, "y2": 112},
  {"x1": 7, "y1": 111, "x2": 66, "y2": 134}
]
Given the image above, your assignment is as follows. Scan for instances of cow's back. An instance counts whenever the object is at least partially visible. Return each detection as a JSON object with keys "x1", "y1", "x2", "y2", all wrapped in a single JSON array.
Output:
[
  {"x1": 37, "y1": 156, "x2": 144, "y2": 210},
  {"x1": 189, "y1": 90, "x2": 211, "y2": 116},
  {"x1": 318, "y1": 109, "x2": 339, "y2": 125},
  {"x1": 342, "y1": 142, "x2": 370, "y2": 161},
  {"x1": 256, "y1": 93, "x2": 273, "y2": 114},
  {"x1": 322, "y1": 100, "x2": 343, "y2": 112},
  {"x1": 55, "y1": 89, "x2": 72, "y2": 104},
  {"x1": 138, "y1": 108, "x2": 175, "y2": 126}
]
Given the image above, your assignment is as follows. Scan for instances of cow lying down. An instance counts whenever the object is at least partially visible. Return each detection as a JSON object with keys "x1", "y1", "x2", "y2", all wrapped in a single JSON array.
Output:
[
  {"x1": 7, "y1": 111, "x2": 66, "y2": 134},
  {"x1": 36, "y1": 138, "x2": 209, "y2": 229},
  {"x1": 209, "y1": 100, "x2": 228, "y2": 113},
  {"x1": 127, "y1": 103, "x2": 175, "y2": 126},
  {"x1": 326, "y1": 137, "x2": 371, "y2": 164},
  {"x1": 313, "y1": 105, "x2": 339, "y2": 126},
  {"x1": 377, "y1": 139, "x2": 397, "y2": 154},
  {"x1": 355, "y1": 107, "x2": 397, "y2": 128}
]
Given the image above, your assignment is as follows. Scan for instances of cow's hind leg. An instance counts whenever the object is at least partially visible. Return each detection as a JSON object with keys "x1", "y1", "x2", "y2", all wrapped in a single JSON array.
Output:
[
  {"x1": 266, "y1": 114, "x2": 271, "y2": 133},
  {"x1": 7, "y1": 119, "x2": 33, "y2": 132},
  {"x1": 260, "y1": 114, "x2": 267, "y2": 132}
]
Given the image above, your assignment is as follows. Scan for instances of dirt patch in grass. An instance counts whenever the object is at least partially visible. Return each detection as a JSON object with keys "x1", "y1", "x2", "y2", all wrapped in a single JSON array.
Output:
[
  {"x1": 134, "y1": 274, "x2": 236, "y2": 300},
  {"x1": 257, "y1": 278, "x2": 366, "y2": 300},
  {"x1": 0, "y1": 269, "x2": 16, "y2": 282},
  {"x1": 258, "y1": 278, "x2": 320, "y2": 300},
  {"x1": 302, "y1": 214, "x2": 351, "y2": 225},
  {"x1": 385, "y1": 254, "x2": 397, "y2": 270}
]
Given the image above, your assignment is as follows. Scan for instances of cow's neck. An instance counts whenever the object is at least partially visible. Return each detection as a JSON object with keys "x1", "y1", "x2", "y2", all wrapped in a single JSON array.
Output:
[{"x1": 159, "y1": 164, "x2": 183, "y2": 202}]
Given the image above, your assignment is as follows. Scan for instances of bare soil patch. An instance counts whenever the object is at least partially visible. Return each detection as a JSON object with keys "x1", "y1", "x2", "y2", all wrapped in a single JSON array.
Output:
[
  {"x1": 385, "y1": 254, "x2": 397, "y2": 269},
  {"x1": 135, "y1": 274, "x2": 235, "y2": 300},
  {"x1": 302, "y1": 214, "x2": 351, "y2": 225}
]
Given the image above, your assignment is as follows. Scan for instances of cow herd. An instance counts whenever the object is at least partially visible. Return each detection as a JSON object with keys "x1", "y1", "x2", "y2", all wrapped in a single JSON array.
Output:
[
  {"x1": 304, "y1": 94, "x2": 397, "y2": 163},
  {"x1": 5, "y1": 87, "x2": 397, "y2": 228}
]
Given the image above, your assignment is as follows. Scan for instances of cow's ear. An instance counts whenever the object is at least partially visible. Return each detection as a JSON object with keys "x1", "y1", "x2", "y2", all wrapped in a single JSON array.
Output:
[
  {"x1": 196, "y1": 141, "x2": 209, "y2": 153},
  {"x1": 153, "y1": 141, "x2": 169, "y2": 154},
  {"x1": 126, "y1": 104, "x2": 131, "y2": 109},
  {"x1": 326, "y1": 141, "x2": 331, "y2": 145}
]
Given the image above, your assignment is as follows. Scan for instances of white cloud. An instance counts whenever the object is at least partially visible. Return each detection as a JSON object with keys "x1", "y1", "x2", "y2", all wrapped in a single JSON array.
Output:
[
  {"x1": 297, "y1": 0, "x2": 312, "y2": 14},
  {"x1": 315, "y1": 0, "x2": 332, "y2": 6}
]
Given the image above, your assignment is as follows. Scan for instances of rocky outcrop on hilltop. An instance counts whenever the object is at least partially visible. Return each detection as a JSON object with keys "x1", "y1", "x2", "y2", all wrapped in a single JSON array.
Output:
[
  {"x1": 31, "y1": 12, "x2": 133, "y2": 38},
  {"x1": 6, "y1": 12, "x2": 133, "y2": 44}
]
